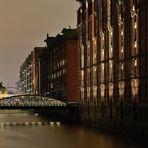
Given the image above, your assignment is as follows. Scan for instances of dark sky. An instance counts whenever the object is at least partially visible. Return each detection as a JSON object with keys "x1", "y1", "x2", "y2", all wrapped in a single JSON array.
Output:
[{"x1": 0, "y1": 0, "x2": 79, "y2": 87}]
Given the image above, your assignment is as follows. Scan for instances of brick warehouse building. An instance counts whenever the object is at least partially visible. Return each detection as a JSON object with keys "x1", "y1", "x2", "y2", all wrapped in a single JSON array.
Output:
[
  {"x1": 19, "y1": 28, "x2": 79, "y2": 103},
  {"x1": 44, "y1": 28, "x2": 79, "y2": 102},
  {"x1": 76, "y1": 0, "x2": 148, "y2": 136}
]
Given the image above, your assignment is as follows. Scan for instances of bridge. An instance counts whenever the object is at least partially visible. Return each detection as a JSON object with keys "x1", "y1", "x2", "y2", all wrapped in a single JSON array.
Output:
[
  {"x1": 0, "y1": 94, "x2": 78, "y2": 109},
  {"x1": 0, "y1": 94, "x2": 79, "y2": 123}
]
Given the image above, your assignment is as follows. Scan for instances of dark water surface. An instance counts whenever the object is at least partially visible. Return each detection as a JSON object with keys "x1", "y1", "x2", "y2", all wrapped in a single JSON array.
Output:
[{"x1": 0, "y1": 110, "x2": 144, "y2": 148}]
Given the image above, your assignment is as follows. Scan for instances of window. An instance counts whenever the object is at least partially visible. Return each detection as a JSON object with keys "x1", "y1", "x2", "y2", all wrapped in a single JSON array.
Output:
[
  {"x1": 100, "y1": 63, "x2": 105, "y2": 83},
  {"x1": 119, "y1": 81, "x2": 125, "y2": 97},
  {"x1": 81, "y1": 70, "x2": 84, "y2": 86},
  {"x1": 130, "y1": 58, "x2": 139, "y2": 77},
  {"x1": 93, "y1": 66, "x2": 97, "y2": 84},
  {"x1": 63, "y1": 69, "x2": 66, "y2": 74},
  {"x1": 81, "y1": 87, "x2": 84, "y2": 101},
  {"x1": 50, "y1": 83, "x2": 53, "y2": 89},
  {"x1": 109, "y1": 60, "x2": 113, "y2": 81},
  {"x1": 109, "y1": 26, "x2": 113, "y2": 59},
  {"x1": 119, "y1": 63, "x2": 124, "y2": 80},
  {"x1": 109, "y1": 83, "x2": 114, "y2": 98},
  {"x1": 87, "y1": 68, "x2": 90, "y2": 84},
  {"x1": 131, "y1": 79, "x2": 139, "y2": 97},
  {"x1": 62, "y1": 60, "x2": 64, "y2": 65},
  {"x1": 93, "y1": 85, "x2": 97, "y2": 98},
  {"x1": 87, "y1": 41, "x2": 90, "y2": 67},
  {"x1": 87, "y1": 86, "x2": 90, "y2": 99},
  {"x1": 100, "y1": 84, "x2": 105, "y2": 101},
  {"x1": 93, "y1": 37, "x2": 97, "y2": 64},
  {"x1": 100, "y1": 32, "x2": 105, "y2": 61},
  {"x1": 131, "y1": 4, "x2": 138, "y2": 56},
  {"x1": 118, "y1": 11, "x2": 125, "y2": 60}
]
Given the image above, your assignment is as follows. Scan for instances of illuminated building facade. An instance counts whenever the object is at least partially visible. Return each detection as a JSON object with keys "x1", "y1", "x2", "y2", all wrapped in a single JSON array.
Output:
[
  {"x1": 20, "y1": 47, "x2": 45, "y2": 95},
  {"x1": 20, "y1": 54, "x2": 33, "y2": 94},
  {"x1": 76, "y1": 0, "x2": 148, "y2": 135}
]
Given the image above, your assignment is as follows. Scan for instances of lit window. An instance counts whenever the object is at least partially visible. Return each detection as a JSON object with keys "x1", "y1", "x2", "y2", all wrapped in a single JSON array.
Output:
[
  {"x1": 134, "y1": 41, "x2": 137, "y2": 48},
  {"x1": 134, "y1": 58, "x2": 137, "y2": 67},
  {"x1": 87, "y1": 87, "x2": 90, "y2": 98},
  {"x1": 81, "y1": 87, "x2": 84, "y2": 99},
  {"x1": 81, "y1": 70, "x2": 84, "y2": 77},
  {"x1": 94, "y1": 67, "x2": 97, "y2": 72},
  {"x1": 109, "y1": 83, "x2": 114, "y2": 98},
  {"x1": 93, "y1": 38, "x2": 97, "y2": 64},
  {"x1": 109, "y1": 26, "x2": 113, "y2": 59},
  {"x1": 100, "y1": 32, "x2": 105, "y2": 61},
  {"x1": 100, "y1": 84, "x2": 105, "y2": 97},
  {"x1": 87, "y1": 69, "x2": 90, "y2": 84},
  {"x1": 109, "y1": 46, "x2": 113, "y2": 58},
  {"x1": 93, "y1": 66, "x2": 97, "y2": 84},
  {"x1": 87, "y1": 41, "x2": 90, "y2": 49},
  {"x1": 109, "y1": 60, "x2": 113, "y2": 80},
  {"x1": 121, "y1": 30, "x2": 124, "y2": 36},
  {"x1": 119, "y1": 0, "x2": 121, "y2": 5},
  {"x1": 87, "y1": 41, "x2": 90, "y2": 66},
  {"x1": 111, "y1": 47, "x2": 113, "y2": 52},
  {"x1": 81, "y1": 70, "x2": 84, "y2": 86},
  {"x1": 94, "y1": 53, "x2": 97, "y2": 59},
  {"x1": 111, "y1": 31, "x2": 113, "y2": 36},
  {"x1": 131, "y1": 79, "x2": 139, "y2": 97},
  {"x1": 121, "y1": 47, "x2": 124, "y2": 53},
  {"x1": 109, "y1": 60, "x2": 113, "y2": 68},
  {"x1": 51, "y1": 83, "x2": 53, "y2": 89},
  {"x1": 132, "y1": 5, "x2": 135, "y2": 11},
  {"x1": 101, "y1": 50, "x2": 104, "y2": 60},
  {"x1": 100, "y1": 63, "x2": 105, "y2": 82},
  {"x1": 93, "y1": 37, "x2": 96, "y2": 45},
  {"x1": 81, "y1": 55, "x2": 84, "y2": 68},
  {"x1": 63, "y1": 60, "x2": 65, "y2": 65},
  {"x1": 119, "y1": 81, "x2": 125, "y2": 97},
  {"x1": 93, "y1": 85, "x2": 97, "y2": 98},
  {"x1": 121, "y1": 63, "x2": 124, "y2": 70},
  {"x1": 86, "y1": 1, "x2": 88, "y2": 9},
  {"x1": 134, "y1": 23, "x2": 137, "y2": 29},
  {"x1": 101, "y1": 63, "x2": 104, "y2": 70}
]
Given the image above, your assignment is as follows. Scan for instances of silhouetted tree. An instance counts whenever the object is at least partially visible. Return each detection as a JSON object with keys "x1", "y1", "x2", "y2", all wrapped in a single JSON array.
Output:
[{"x1": 0, "y1": 82, "x2": 5, "y2": 90}]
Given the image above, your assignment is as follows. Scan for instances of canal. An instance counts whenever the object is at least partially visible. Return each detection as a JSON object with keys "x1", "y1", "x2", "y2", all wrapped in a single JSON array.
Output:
[{"x1": 0, "y1": 110, "x2": 144, "y2": 148}]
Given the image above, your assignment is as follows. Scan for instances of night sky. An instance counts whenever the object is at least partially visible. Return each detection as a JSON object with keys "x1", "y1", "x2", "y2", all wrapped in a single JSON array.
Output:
[{"x1": 0, "y1": 0, "x2": 79, "y2": 87}]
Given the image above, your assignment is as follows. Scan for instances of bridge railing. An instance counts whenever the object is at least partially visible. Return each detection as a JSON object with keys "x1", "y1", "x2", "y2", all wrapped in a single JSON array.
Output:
[{"x1": 0, "y1": 95, "x2": 67, "y2": 107}]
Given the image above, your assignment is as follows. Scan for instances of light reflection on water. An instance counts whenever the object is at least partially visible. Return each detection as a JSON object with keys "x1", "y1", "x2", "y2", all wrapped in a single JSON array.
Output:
[{"x1": 0, "y1": 110, "x2": 142, "y2": 148}]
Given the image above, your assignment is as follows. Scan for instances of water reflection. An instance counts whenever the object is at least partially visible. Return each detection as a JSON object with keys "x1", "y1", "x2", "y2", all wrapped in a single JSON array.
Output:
[{"x1": 0, "y1": 110, "x2": 142, "y2": 148}]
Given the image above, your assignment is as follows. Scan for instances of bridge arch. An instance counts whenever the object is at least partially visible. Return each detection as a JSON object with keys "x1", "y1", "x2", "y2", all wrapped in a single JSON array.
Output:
[{"x1": 0, "y1": 94, "x2": 66, "y2": 109}]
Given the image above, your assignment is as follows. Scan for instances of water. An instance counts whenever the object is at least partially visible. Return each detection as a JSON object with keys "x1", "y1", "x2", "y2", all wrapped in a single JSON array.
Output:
[{"x1": 0, "y1": 110, "x2": 144, "y2": 148}]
